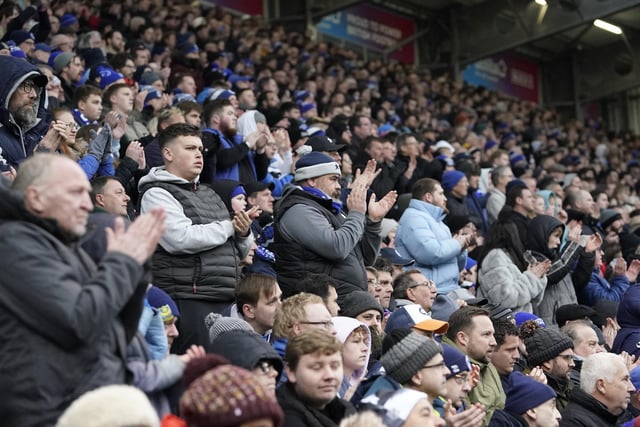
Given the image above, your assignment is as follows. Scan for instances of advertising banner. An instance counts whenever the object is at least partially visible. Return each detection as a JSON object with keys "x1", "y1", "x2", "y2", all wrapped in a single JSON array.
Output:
[
  {"x1": 203, "y1": 0, "x2": 263, "y2": 16},
  {"x1": 463, "y1": 52, "x2": 540, "y2": 103},
  {"x1": 317, "y1": 3, "x2": 415, "y2": 64}
]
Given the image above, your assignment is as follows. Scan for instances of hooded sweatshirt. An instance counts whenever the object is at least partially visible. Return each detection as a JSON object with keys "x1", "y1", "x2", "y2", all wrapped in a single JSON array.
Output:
[
  {"x1": 138, "y1": 166, "x2": 253, "y2": 301},
  {"x1": 612, "y1": 284, "x2": 640, "y2": 359},
  {"x1": 525, "y1": 215, "x2": 581, "y2": 325},
  {"x1": 333, "y1": 316, "x2": 371, "y2": 399},
  {"x1": 0, "y1": 55, "x2": 50, "y2": 168}
]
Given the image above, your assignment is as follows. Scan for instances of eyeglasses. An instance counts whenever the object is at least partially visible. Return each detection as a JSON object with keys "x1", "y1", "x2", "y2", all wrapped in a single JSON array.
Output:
[
  {"x1": 422, "y1": 361, "x2": 446, "y2": 370},
  {"x1": 411, "y1": 280, "x2": 436, "y2": 290},
  {"x1": 452, "y1": 374, "x2": 469, "y2": 385},
  {"x1": 19, "y1": 80, "x2": 38, "y2": 94},
  {"x1": 300, "y1": 320, "x2": 334, "y2": 330},
  {"x1": 257, "y1": 360, "x2": 274, "y2": 375},
  {"x1": 64, "y1": 122, "x2": 79, "y2": 130},
  {"x1": 556, "y1": 354, "x2": 574, "y2": 362}
]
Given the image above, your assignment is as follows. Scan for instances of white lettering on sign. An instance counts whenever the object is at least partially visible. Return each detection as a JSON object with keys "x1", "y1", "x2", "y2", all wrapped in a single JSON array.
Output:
[
  {"x1": 511, "y1": 69, "x2": 534, "y2": 89},
  {"x1": 344, "y1": 12, "x2": 403, "y2": 48},
  {"x1": 475, "y1": 58, "x2": 508, "y2": 79}
]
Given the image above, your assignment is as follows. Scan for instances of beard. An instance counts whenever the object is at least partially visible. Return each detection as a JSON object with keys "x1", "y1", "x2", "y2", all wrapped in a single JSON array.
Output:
[
  {"x1": 13, "y1": 103, "x2": 38, "y2": 128},
  {"x1": 220, "y1": 121, "x2": 237, "y2": 140}
]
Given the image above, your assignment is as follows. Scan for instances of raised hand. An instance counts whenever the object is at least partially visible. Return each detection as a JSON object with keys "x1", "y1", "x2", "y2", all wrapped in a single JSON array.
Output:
[
  {"x1": 37, "y1": 121, "x2": 66, "y2": 152},
  {"x1": 106, "y1": 208, "x2": 166, "y2": 264},
  {"x1": 351, "y1": 159, "x2": 380, "y2": 188},
  {"x1": 367, "y1": 191, "x2": 397, "y2": 222},
  {"x1": 233, "y1": 206, "x2": 260, "y2": 237},
  {"x1": 528, "y1": 258, "x2": 551, "y2": 278},
  {"x1": 125, "y1": 140, "x2": 146, "y2": 170},
  {"x1": 584, "y1": 233, "x2": 602, "y2": 253},
  {"x1": 613, "y1": 257, "x2": 627, "y2": 277},
  {"x1": 179, "y1": 345, "x2": 206, "y2": 364},
  {"x1": 626, "y1": 259, "x2": 640, "y2": 282},
  {"x1": 566, "y1": 220, "x2": 581, "y2": 242},
  {"x1": 527, "y1": 366, "x2": 547, "y2": 384},
  {"x1": 346, "y1": 180, "x2": 367, "y2": 214},
  {"x1": 445, "y1": 403, "x2": 485, "y2": 427}
]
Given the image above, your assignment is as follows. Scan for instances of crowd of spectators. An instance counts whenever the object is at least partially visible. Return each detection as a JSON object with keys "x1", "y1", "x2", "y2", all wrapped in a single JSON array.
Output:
[{"x1": 4, "y1": 1, "x2": 640, "y2": 427}]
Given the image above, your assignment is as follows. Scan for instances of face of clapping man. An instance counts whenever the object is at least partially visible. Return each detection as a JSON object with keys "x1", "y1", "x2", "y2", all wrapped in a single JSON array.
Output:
[{"x1": 22, "y1": 156, "x2": 93, "y2": 237}]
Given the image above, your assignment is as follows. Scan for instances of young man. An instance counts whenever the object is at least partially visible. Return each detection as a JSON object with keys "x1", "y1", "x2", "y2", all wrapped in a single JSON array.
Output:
[
  {"x1": 277, "y1": 329, "x2": 354, "y2": 427},
  {"x1": 443, "y1": 306, "x2": 505, "y2": 425},
  {"x1": 176, "y1": 100, "x2": 202, "y2": 128},
  {"x1": 523, "y1": 325, "x2": 575, "y2": 411},
  {"x1": 339, "y1": 290, "x2": 384, "y2": 334},
  {"x1": 73, "y1": 85, "x2": 103, "y2": 126},
  {"x1": 395, "y1": 178, "x2": 471, "y2": 294},
  {"x1": 231, "y1": 273, "x2": 282, "y2": 338},
  {"x1": 139, "y1": 123, "x2": 256, "y2": 353},
  {"x1": 104, "y1": 83, "x2": 149, "y2": 153},
  {"x1": 491, "y1": 319, "x2": 522, "y2": 389},
  {"x1": 381, "y1": 332, "x2": 449, "y2": 399}
]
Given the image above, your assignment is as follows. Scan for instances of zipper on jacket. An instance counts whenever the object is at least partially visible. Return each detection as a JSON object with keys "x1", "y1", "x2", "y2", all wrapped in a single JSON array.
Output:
[{"x1": 192, "y1": 256, "x2": 202, "y2": 294}]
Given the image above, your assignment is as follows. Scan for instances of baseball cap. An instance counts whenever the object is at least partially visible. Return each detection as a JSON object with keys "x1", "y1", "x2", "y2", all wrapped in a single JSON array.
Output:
[{"x1": 379, "y1": 248, "x2": 415, "y2": 266}]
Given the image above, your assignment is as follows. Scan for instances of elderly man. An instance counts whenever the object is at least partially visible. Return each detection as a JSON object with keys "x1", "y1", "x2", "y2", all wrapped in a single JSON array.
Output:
[
  {"x1": 272, "y1": 153, "x2": 396, "y2": 304},
  {"x1": 560, "y1": 353, "x2": 635, "y2": 426},
  {"x1": 0, "y1": 154, "x2": 165, "y2": 426}
]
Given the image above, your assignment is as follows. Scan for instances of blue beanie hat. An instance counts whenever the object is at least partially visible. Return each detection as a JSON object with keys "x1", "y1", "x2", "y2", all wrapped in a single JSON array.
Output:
[
  {"x1": 60, "y1": 13, "x2": 78, "y2": 28},
  {"x1": 300, "y1": 102, "x2": 316, "y2": 114},
  {"x1": 441, "y1": 170, "x2": 466, "y2": 191},
  {"x1": 504, "y1": 372, "x2": 556, "y2": 415},
  {"x1": 98, "y1": 67, "x2": 124, "y2": 90},
  {"x1": 484, "y1": 139, "x2": 498, "y2": 150},
  {"x1": 147, "y1": 286, "x2": 180, "y2": 323},
  {"x1": 144, "y1": 89, "x2": 163, "y2": 107},
  {"x1": 230, "y1": 184, "x2": 246, "y2": 199},
  {"x1": 514, "y1": 312, "x2": 546, "y2": 328},
  {"x1": 441, "y1": 343, "x2": 471, "y2": 379},
  {"x1": 465, "y1": 257, "x2": 477, "y2": 271},
  {"x1": 9, "y1": 30, "x2": 34, "y2": 46}
]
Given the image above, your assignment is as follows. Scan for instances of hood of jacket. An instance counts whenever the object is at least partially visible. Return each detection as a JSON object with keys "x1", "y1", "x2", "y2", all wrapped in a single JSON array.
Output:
[
  {"x1": 333, "y1": 316, "x2": 371, "y2": 383},
  {"x1": 138, "y1": 166, "x2": 196, "y2": 190},
  {"x1": 211, "y1": 329, "x2": 283, "y2": 376},
  {"x1": 525, "y1": 214, "x2": 564, "y2": 259},
  {"x1": 209, "y1": 178, "x2": 245, "y2": 215},
  {"x1": 0, "y1": 56, "x2": 48, "y2": 130},
  {"x1": 617, "y1": 284, "x2": 640, "y2": 328}
]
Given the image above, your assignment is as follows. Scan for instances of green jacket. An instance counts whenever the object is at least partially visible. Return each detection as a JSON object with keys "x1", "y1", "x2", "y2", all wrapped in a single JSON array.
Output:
[{"x1": 442, "y1": 336, "x2": 506, "y2": 426}]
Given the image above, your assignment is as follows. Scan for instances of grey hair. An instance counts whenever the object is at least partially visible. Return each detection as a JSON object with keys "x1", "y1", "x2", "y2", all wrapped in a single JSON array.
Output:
[
  {"x1": 580, "y1": 352, "x2": 626, "y2": 394},
  {"x1": 11, "y1": 153, "x2": 59, "y2": 191}
]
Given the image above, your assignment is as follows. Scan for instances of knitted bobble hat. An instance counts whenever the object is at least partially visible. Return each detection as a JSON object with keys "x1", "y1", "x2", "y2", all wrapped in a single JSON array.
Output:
[
  {"x1": 204, "y1": 313, "x2": 253, "y2": 344},
  {"x1": 381, "y1": 332, "x2": 442, "y2": 385},
  {"x1": 524, "y1": 327, "x2": 573, "y2": 368},
  {"x1": 180, "y1": 361, "x2": 283, "y2": 427}
]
